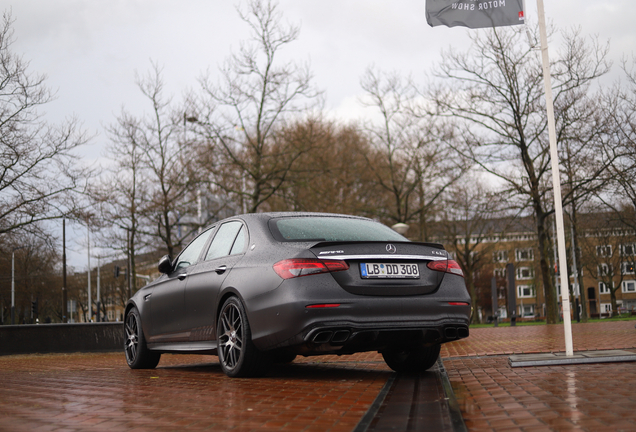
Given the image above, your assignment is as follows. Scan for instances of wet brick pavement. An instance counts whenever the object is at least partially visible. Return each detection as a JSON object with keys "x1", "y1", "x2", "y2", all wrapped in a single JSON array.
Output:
[
  {"x1": 0, "y1": 352, "x2": 391, "y2": 431},
  {"x1": 443, "y1": 320, "x2": 636, "y2": 432},
  {"x1": 1, "y1": 320, "x2": 635, "y2": 431}
]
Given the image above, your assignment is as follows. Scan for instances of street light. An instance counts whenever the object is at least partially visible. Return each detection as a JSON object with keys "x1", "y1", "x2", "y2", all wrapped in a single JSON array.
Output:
[{"x1": 391, "y1": 223, "x2": 410, "y2": 236}]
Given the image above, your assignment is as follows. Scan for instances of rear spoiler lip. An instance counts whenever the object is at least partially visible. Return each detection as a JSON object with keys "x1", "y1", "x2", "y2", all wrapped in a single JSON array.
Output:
[
  {"x1": 317, "y1": 253, "x2": 448, "y2": 261},
  {"x1": 310, "y1": 241, "x2": 449, "y2": 261},
  {"x1": 309, "y1": 240, "x2": 446, "y2": 250}
]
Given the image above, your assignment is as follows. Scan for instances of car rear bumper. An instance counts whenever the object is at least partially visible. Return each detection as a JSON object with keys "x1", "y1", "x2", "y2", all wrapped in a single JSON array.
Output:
[{"x1": 244, "y1": 272, "x2": 471, "y2": 354}]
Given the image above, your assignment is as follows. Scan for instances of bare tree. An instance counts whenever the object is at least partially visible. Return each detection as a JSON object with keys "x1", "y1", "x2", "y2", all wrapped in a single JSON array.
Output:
[
  {"x1": 92, "y1": 107, "x2": 150, "y2": 299},
  {"x1": 0, "y1": 12, "x2": 89, "y2": 236},
  {"x1": 430, "y1": 25, "x2": 611, "y2": 323},
  {"x1": 194, "y1": 0, "x2": 322, "y2": 213},
  {"x1": 600, "y1": 57, "x2": 636, "y2": 232},
  {"x1": 0, "y1": 229, "x2": 59, "y2": 323},
  {"x1": 266, "y1": 118, "x2": 381, "y2": 215},
  {"x1": 437, "y1": 177, "x2": 509, "y2": 323},
  {"x1": 580, "y1": 211, "x2": 636, "y2": 317},
  {"x1": 360, "y1": 68, "x2": 464, "y2": 240}
]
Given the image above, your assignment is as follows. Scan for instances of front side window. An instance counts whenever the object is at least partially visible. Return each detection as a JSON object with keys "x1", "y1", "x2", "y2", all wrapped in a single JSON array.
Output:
[
  {"x1": 621, "y1": 262, "x2": 635, "y2": 275},
  {"x1": 175, "y1": 228, "x2": 215, "y2": 270}
]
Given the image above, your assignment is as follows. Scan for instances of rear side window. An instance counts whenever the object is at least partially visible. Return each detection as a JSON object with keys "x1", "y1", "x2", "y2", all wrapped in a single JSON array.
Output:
[
  {"x1": 205, "y1": 221, "x2": 246, "y2": 260},
  {"x1": 269, "y1": 216, "x2": 407, "y2": 242}
]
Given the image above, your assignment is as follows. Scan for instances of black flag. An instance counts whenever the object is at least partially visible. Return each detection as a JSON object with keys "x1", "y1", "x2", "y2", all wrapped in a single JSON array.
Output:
[{"x1": 426, "y1": 0, "x2": 525, "y2": 29}]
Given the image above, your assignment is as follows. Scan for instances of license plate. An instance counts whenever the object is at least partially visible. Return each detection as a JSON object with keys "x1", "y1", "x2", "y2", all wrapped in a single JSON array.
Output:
[{"x1": 360, "y1": 263, "x2": 420, "y2": 279}]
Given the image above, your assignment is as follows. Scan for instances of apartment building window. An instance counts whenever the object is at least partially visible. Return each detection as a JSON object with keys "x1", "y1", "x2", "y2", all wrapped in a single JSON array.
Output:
[
  {"x1": 599, "y1": 282, "x2": 612, "y2": 294},
  {"x1": 622, "y1": 280, "x2": 636, "y2": 293},
  {"x1": 107, "y1": 310, "x2": 114, "y2": 321},
  {"x1": 621, "y1": 262, "x2": 635, "y2": 275},
  {"x1": 596, "y1": 245, "x2": 612, "y2": 257},
  {"x1": 518, "y1": 285, "x2": 536, "y2": 298},
  {"x1": 493, "y1": 267, "x2": 506, "y2": 278},
  {"x1": 493, "y1": 250, "x2": 509, "y2": 263},
  {"x1": 515, "y1": 248, "x2": 534, "y2": 261},
  {"x1": 620, "y1": 243, "x2": 635, "y2": 256},
  {"x1": 601, "y1": 303, "x2": 613, "y2": 314},
  {"x1": 516, "y1": 266, "x2": 534, "y2": 280},
  {"x1": 519, "y1": 304, "x2": 535, "y2": 318},
  {"x1": 597, "y1": 263, "x2": 612, "y2": 277}
]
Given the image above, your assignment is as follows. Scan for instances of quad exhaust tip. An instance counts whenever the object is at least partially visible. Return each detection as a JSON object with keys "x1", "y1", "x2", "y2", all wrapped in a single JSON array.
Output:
[
  {"x1": 311, "y1": 329, "x2": 351, "y2": 344},
  {"x1": 444, "y1": 326, "x2": 469, "y2": 340}
]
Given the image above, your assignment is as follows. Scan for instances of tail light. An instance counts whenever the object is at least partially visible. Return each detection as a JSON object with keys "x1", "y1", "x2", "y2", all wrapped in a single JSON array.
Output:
[
  {"x1": 427, "y1": 260, "x2": 464, "y2": 277},
  {"x1": 273, "y1": 259, "x2": 350, "y2": 279}
]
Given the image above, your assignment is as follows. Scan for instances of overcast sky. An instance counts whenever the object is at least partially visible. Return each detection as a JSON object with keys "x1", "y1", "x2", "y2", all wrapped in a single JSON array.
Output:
[{"x1": 3, "y1": 0, "x2": 634, "y2": 268}]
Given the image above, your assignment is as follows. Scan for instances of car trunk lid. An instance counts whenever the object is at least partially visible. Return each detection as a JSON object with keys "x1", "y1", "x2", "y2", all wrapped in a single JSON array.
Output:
[{"x1": 309, "y1": 241, "x2": 450, "y2": 296}]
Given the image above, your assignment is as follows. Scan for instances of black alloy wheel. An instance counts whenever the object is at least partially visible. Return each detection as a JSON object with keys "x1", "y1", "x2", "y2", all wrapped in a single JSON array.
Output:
[
  {"x1": 217, "y1": 297, "x2": 271, "y2": 377},
  {"x1": 124, "y1": 307, "x2": 161, "y2": 369},
  {"x1": 382, "y1": 343, "x2": 441, "y2": 373}
]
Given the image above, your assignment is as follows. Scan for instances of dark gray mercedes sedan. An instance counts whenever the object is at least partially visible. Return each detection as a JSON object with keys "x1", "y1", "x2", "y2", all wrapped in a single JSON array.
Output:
[{"x1": 124, "y1": 212, "x2": 470, "y2": 377}]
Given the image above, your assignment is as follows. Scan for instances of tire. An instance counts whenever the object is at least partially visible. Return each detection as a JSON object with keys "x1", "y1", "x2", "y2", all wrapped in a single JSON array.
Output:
[
  {"x1": 124, "y1": 307, "x2": 161, "y2": 369},
  {"x1": 217, "y1": 297, "x2": 271, "y2": 378},
  {"x1": 382, "y1": 343, "x2": 441, "y2": 373}
]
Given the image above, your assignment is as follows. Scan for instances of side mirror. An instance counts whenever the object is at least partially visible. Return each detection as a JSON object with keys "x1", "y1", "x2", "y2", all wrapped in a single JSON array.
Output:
[{"x1": 158, "y1": 255, "x2": 173, "y2": 274}]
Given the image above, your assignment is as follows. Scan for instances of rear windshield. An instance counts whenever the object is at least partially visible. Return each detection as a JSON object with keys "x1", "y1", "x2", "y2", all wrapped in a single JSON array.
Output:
[{"x1": 269, "y1": 216, "x2": 407, "y2": 242}]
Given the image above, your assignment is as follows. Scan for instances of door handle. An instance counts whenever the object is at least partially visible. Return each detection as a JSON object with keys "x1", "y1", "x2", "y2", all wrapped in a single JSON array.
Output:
[
  {"x1": 215, "y1": 265, "x2": 227, "y2": 274},
  {"x1": 178, "y1": 274, "x2": 187, "y2": 281}
]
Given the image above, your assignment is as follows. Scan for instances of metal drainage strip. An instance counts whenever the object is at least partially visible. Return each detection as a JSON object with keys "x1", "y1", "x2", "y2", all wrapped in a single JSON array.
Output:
[{"x1": 353, "y1": 358, "x2": 467, "y2": 432}]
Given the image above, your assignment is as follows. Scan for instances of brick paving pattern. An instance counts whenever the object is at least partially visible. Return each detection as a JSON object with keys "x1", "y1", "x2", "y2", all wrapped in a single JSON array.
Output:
[
  {"x1": 1, "y1": 320, "x2": 635, "y2": 431},
  {"x1": 445, "y1": 356, "x2": 636, "y2": 432},
  {"x1": 0, "y1": 352, "x2": 391, "y2": 431},
  {"x1": 441, "y1": 321, "x2": 636, "y2": 358},
  {"x1": 442, "y1": 320, "x2": 636, "y2": 432}
]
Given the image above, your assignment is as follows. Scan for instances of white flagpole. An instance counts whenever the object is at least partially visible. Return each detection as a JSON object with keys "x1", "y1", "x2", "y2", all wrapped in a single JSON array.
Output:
[{"x1": 536, "y1": 0, "x2": 574, "y2": 356}]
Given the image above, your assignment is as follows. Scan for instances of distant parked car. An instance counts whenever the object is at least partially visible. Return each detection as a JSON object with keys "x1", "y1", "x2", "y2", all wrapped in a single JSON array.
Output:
[{"x1": 124, "y1": 212, "x2": 470, "y2": 377}]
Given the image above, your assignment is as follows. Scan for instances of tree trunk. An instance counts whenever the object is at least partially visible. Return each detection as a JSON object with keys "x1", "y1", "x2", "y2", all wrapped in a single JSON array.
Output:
[
  {"x1": 570, "y1": 206, "x2": 588, "y2": 322},
  {"x1": 535, "y1": 207, "x2": 558, "y2": 324}
]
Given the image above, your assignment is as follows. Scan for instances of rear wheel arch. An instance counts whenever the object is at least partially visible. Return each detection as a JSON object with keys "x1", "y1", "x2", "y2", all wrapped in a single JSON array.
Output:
[{"x1": 217, "y1": 295, "x2": 271, "y2": 377}]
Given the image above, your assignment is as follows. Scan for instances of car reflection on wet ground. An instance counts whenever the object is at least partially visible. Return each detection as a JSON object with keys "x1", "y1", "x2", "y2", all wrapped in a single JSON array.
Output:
[{"x1": 0, "y1": 321, "x2": 635, "y2": 431}]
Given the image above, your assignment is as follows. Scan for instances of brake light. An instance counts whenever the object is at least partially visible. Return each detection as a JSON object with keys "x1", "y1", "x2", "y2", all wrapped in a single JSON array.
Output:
[
  {"x1": 273, "y1": 259, "x2": 350, "y2": 279},
  {"x1": 427, "y1": 260, "x2": 464, "y2": 277}
]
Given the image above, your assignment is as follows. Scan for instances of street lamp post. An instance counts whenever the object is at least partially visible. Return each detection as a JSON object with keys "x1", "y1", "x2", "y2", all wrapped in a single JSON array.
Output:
[
  {"x1": 87, "y1": 221, "x2": 92, "y2": 322},
  {"x1": 63, "y1": 217, "x2": 68, "y2": 323},
  {"x1": 11, "y1": 246, "x2": 25, "y2": 325},
  {"x1": 11, "y1": 250, "x2": 15, "y2": 325}
]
